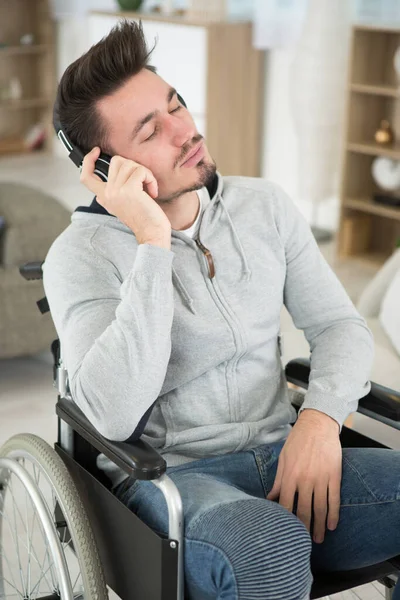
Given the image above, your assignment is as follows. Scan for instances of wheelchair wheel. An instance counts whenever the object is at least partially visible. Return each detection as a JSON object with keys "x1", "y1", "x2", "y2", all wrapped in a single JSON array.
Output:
[{"x1": 0, "y1": 434, "x2": 108, "y2": 599}]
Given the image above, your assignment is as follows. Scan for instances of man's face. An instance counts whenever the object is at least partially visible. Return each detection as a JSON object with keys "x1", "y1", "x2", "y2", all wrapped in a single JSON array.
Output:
[{"x1": 97, "y1": 68, "x2": 216, "y2": 203}]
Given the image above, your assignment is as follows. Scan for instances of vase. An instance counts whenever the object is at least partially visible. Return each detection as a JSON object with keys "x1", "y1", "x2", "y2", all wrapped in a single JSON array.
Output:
[{"x1": 116, "y1": 0, "x2": 143, "y2": 11}]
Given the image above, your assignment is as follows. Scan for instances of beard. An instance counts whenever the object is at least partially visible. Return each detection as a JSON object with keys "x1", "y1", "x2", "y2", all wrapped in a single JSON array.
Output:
[
  {"x1": 157, "y1": 158, "x2": 217, "y2": 205},
  {"x1": 156, "y1": 133, "x2": 218, "y2": 204}
]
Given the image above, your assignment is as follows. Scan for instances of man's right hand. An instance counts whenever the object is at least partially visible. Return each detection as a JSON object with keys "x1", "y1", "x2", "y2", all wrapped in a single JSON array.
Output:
[{"x1": 80, "y1": 147, "x2": 172, "y2": 248}]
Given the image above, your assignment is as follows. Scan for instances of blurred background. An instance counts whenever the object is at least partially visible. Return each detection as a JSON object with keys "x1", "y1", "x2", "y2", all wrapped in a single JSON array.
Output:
[{"x1": 0, "y1": 2, "x2": 400, "y2": 595}]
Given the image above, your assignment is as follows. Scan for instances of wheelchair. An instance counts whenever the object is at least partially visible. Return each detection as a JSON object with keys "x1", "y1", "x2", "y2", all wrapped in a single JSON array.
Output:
[{"x1": 0, "y1": 261, "x2": 399, "y2": 600}]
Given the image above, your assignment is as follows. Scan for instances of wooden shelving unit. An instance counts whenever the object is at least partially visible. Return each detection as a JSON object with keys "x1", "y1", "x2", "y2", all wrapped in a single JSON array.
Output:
[
  {"x1": 338, "y1": 23, "x2": 400, "y2": 267},
  {"x1": 0, "y1": 0, "x2": 55, "y2": 156}
]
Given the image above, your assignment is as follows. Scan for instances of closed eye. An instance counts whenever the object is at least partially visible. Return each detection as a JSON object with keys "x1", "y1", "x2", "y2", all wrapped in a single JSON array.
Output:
[{"x1": 143, "y1": 105, "x2": 183, "y2": 142}]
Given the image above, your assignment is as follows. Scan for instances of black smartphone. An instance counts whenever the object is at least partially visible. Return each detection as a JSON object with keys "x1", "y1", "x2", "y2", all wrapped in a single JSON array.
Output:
[{"x1": 53, "y1": 96, "x2": 111, "y2": 182}]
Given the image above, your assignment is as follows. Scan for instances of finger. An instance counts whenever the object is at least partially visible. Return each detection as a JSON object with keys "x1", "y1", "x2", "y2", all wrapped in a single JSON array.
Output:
[
  {"x1": 267, "y1": 458, "x2": 284, "y2": 500},
  {"x1": 80, "y1": 147, "x2": 104, "y2": 196},
  {"x1": 107, "y1": 155, "x2": 126, "y2": 183},
  {"x1": 327, "y1": 474, "x2": 341, "y2": 531},
  {"x1": 113, "y1": 160, "x2": 138, "y2": 189},
  {"x1": 131, "y1": 165, "x2": 158, "y2": 199},
  {"x1": 278, "y1": 478, "x2": 297, "y2": 514},
  {"x1": 296, "y1": 487, "x2": 314, "y2": 532},
  {"x1": 312, "y1": 482, "x2": 328, "y2": 543}
]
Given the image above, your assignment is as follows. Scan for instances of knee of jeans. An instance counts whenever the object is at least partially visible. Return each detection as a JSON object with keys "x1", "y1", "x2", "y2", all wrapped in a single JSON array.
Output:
[{"x1": 187, "y1": 498, "x2": 313, "y2": 600}]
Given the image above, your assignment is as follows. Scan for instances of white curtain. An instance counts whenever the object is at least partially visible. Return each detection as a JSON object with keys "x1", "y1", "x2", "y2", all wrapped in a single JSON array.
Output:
[{"x1": 290, "y1": 0, "x2": 352, "y2": 218}]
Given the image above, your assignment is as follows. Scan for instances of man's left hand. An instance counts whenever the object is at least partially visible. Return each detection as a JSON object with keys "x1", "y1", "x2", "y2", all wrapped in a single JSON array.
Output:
[{"x1": 267, "y1": 408, "x2": 342, "y2": 543}]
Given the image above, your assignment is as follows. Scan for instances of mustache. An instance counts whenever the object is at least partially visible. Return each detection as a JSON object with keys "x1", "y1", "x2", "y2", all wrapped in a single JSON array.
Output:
[{"x1": 175, "y1": 134, "x2": 204, "y2": 167}]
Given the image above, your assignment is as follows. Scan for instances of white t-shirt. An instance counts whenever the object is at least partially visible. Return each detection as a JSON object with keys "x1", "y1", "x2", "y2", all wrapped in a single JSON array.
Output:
[{"x1": 179, "y1": 187, "x2": 210, "y2": 239}]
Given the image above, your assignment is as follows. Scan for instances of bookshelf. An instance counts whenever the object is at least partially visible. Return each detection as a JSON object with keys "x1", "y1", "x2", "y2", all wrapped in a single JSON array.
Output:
[
  {"x1": 0, "y1": 0, "x2": 55, "y2": 155},
  {"x1": 338, "y1": 23, "x2": 400, "y2": 266}
]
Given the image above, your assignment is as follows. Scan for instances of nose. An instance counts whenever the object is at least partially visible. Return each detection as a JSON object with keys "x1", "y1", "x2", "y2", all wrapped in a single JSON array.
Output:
[{"x1": 169, "y1": 114, "x2": 197, "y2": 148}]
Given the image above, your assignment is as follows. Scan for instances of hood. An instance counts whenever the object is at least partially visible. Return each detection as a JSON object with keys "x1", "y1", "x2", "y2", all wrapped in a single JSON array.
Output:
[{"x1": 74, "y1": 171, "x2": 252, "y2": 314}]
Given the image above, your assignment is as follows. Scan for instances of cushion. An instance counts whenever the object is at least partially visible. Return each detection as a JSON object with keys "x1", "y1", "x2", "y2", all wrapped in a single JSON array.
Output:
[
  {"x1": 2, "y1": 218, "x2": 67, "y2": 267},
  {"x1": 0, "y1": 182, "x2": 71, "y2": 267},
  {"x1": 379, "y1": 268, "x2": 400, "y2": 357}
]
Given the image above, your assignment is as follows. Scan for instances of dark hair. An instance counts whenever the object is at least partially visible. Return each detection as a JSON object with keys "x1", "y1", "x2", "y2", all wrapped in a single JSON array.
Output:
[{"x1": 56, "y1": 19, "x2": 156, "y2": 155}]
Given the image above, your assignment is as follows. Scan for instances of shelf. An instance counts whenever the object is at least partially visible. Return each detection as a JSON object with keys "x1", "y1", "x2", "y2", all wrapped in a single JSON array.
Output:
[
  {"x1": 347, "y1": 141, "x2": 400, "y2": 160},
  {"x1": 0, "y1": 98, "x2": 50, "y2": 110},
  {"x1": 350, "y1": 83, "x2": 400, "y2": 97},
  {"x1": 344, "y1": 197, "x2": 400, "y2": 221},
  {"x1": 0, "y1": 44, "x2": 51, "y2": 56},
  {"x1": 353, "y1": 22, "x2": 400, "y2": 33}
]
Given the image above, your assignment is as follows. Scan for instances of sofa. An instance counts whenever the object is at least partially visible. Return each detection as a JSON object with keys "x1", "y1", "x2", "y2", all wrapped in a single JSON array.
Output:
[
  {"x1": 0, "y1": 182, "x2": 71, "y2": 359},
  {"x1": 280, "y1": 248, "x2": 400, "y2": 392}
]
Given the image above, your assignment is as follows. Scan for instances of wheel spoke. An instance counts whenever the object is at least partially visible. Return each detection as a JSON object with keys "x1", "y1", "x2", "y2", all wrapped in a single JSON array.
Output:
[
  {"x1": 0, "y1": 443, "x2": 102, "y2": 600},
  {"x1": 2, "y1": 470, "x2": 65, "y2": 598},
  {"x1": 1, "y1": 483, "x2": 56, "y2": 595},
  {"x1": 71, "y1": 570, "x2": 81, "y2": 593},
  {"x1": 30, "y1": 560, "x2": 59, "y2": 599},
  {"x1": 26, "y1": 460, "x2": 59, "y2": 595},
  {"x1": 32, "y1": 464, "x2": 40, "y2": 487},
  {"x1": 0, "y1": 548, "x2": 22, "y2": 596},
  {"x1": 41, "y1": 537, "x2": 58, "y2": 593},
  {"x1": 0, "y1": 572, "x2": 24, "y2": 596},
  {"x1": 1, "y1": 510, "x2": 26, "y2": 593},
  {"x1": 8, "y1": 478, "x2": 26, "y2": 594}
]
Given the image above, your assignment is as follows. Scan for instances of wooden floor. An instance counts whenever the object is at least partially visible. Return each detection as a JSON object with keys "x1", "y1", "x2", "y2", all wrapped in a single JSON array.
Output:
[
  {"x1": 322, "y1": 582, "x2": 385, "y2": 600},
  {"x1": 321, "y1": 580, "x2": 389, "y2": 599}
]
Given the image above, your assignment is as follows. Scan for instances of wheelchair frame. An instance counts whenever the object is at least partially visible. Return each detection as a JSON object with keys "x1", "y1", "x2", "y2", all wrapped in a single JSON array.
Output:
[
  {"x1": 10, "y1": 261, "x2": 400, "y2": 600},
  {"x1": 54, "y1": 347, "x2": 400, "y2": 600}
]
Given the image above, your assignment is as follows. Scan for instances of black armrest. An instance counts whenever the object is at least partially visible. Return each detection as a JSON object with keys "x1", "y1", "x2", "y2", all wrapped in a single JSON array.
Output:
[
  {"x1": 19, "y1": 261, "x2": 44, "y2": 280},
  {"x1": 56, "y1": 396, "x2": 166, "y2": 480},
  {"x1": 285, "y1": 358, "x2": 400, "y2": 423}
]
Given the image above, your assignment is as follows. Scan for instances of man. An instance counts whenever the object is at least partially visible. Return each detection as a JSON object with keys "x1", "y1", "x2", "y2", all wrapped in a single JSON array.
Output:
[{"x1": 44, "y1": 20, "x2": 400, "y2": 600}]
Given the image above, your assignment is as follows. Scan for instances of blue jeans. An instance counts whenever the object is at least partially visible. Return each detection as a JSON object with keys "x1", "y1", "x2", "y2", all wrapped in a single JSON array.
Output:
[{"x1": 114, "y1": 441, "x2": 400, "y2": 599}]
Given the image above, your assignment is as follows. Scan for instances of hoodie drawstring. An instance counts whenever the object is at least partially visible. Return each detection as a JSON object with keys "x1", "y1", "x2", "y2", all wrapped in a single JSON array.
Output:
[
  {"x1": 172, "y1": 268, "x2": 197, "y2": 315},
  {"x1": 219, "y1": 195, "x2": 252, "y2": 283},
  {"x1": 172, "y1": 191, "x2": 252, "y2": 313}
]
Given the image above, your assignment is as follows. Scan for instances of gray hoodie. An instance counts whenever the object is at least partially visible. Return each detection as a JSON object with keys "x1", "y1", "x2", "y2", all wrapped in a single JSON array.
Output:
[{"x1": 43, "y1": 173, "x2": 374, "y2": 487}]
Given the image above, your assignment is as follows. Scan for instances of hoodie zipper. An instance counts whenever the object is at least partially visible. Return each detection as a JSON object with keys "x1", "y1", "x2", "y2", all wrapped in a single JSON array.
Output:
[
  {"x1": 194, "y1": 234, "x2": 247, "y2": 428},
  {"x1": 195, "y1": 238, "x2": 215, "y2": 279}
]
